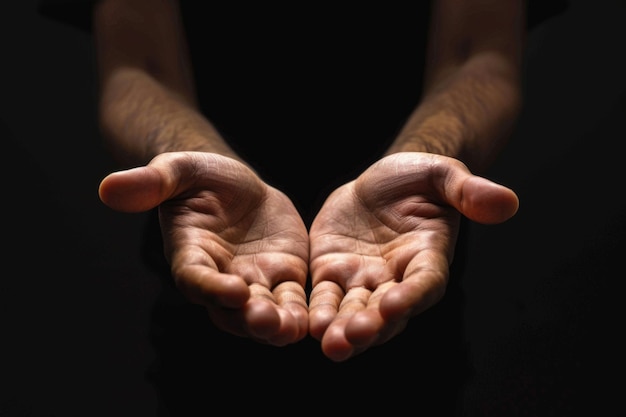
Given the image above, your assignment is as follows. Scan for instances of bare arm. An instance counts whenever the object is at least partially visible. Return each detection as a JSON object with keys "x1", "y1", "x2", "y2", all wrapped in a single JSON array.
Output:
[
  {"x1": 93, "y1": 0, "x2": 242, "y2": 166},
  {"x1": 308, "y1": 0, "x2": 524, "y2": 361},
  {"x1": 94, "y1": 0, "x2": 310, "y2": 345},
  {"x1": 386, "y1": 0, "x2": 526, "y2": 173}
]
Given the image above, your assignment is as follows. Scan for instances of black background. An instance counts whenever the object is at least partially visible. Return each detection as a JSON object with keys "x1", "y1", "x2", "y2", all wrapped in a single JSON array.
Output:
[{"x1": 2, "y1": 1, "x2": 625, "y2": 416}]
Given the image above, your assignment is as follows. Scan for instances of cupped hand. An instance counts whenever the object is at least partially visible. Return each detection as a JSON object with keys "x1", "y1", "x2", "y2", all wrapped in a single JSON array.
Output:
[
  {"x1": 308, "y1": 152, "x2": 519, "y2": 361},
  {"x1": 99, "y1": 152, "x2": 310, "y2": 346}
]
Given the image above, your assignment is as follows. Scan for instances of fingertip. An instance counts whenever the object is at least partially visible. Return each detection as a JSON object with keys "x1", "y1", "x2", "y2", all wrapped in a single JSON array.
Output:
[
  {"x1": 211, "y1": 274, "x2": 251, "y2": 308},
  {"x1": 262, "y1": 306, "x2": 309, "y2": 346},
  {"x1": 308, "y1": 306, "x2": 335, "y2": 341},
  {"x1": 321, "y1": 331, "x2": 354, "y2": 363},
  {"x1": 245, "y1": 300, "x2": 282, "y2": 339},
  {"x1": 344, "y1": 310, "x2": 382, "y2": 346},
  {"x1": 462, "y1": 177, "x2": 520, "y2": 224},
  {"x1": 97, "y1": 171, "x2": 120, "y2": 201},
  {"x1": 98, "y1": 167, "x2": 162, "y2": 212},
  {"x1": 98, "y1": 173, "x2": 128, "y2": 211}
]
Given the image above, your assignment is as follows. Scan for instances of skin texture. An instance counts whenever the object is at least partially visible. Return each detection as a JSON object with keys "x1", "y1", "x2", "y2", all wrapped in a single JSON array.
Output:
[
  {"x1": 308, "y1": 152, "x2": 518, "y2": 361},
  {"x1": 95, "y1": 0, "x2": 525, "y2": 361},
  {"x1": 99, "y1": 152, "x2": 310, "y2": 345}
]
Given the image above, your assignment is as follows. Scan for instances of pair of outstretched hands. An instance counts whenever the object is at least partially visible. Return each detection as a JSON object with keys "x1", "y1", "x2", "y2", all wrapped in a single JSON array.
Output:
[{"x1": 99, "y1": 151, "x2": 519, "y2": 362}]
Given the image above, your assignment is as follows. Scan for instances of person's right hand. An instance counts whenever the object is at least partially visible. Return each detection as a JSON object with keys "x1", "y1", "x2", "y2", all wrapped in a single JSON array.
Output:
[{"x1": 98, "y1": 152, "x2": 310, "y2": 346}]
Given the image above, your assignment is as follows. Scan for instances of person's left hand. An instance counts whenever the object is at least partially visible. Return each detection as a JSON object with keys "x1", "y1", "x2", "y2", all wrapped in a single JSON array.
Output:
[{"x1": 308, "y1": 152, "x2": 519, "y2": 361}]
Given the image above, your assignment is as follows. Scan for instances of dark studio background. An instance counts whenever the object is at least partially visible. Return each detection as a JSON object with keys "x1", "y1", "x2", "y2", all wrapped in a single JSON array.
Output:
[{"x1": 2, "y1": 0, "x2": 625, "y2": 416}]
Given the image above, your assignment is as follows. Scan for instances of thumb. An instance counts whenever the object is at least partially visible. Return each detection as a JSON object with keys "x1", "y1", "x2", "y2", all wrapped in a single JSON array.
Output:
[
  {"x1": 454, "y1": 176, "x2": 519, "y2": 224},
  {"x1": 98, "y1": 166, "x2": 167, "y2": 213}
]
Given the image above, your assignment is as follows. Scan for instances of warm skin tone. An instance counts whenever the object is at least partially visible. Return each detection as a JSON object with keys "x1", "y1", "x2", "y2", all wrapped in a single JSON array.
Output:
[{"x1": 95, "y1": 0, "x2": 522, "y2": 361}]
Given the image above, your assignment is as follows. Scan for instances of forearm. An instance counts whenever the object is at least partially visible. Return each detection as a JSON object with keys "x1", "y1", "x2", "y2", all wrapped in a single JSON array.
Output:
[
  {"x1": 386, "y1": 52, "x2": 522, "y2": 172},
  {"x1": 386, "y1": 0, "x2": 525, "y2": 173},
  {"x1": 98, "y1": 67, "x2": 241, "y2": 166},
  {"x1": 94, "y1": 0, "x2": 243, "y2": 167}
]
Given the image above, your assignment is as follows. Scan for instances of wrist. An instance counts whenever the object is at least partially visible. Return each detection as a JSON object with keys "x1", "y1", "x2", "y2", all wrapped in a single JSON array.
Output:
[
  {"x1": 386, "y1": 56, "x2": 521, "y2": 172},
  {"x1": 99, "y1": 68, "x2": 243, "y2": 166}
]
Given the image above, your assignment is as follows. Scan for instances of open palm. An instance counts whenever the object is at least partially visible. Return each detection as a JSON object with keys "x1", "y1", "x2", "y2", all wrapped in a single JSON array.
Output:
[
  {"x1": 308, "y1": 152, "x2": 519, "y2": 361},
  {"x1": 99, "y1": 152, "x2": 310, "y2": 346}
]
